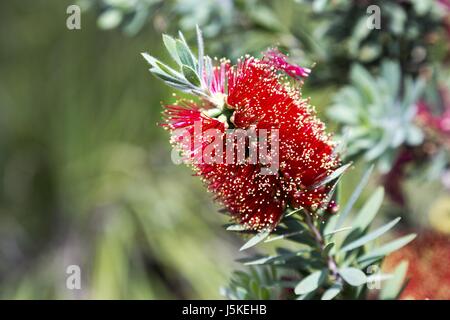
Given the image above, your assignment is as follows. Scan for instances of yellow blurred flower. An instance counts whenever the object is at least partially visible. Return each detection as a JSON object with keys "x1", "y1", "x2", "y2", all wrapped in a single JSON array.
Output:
[{"x1": 428, "y1": 196, "x2": 450, "y2": 234}]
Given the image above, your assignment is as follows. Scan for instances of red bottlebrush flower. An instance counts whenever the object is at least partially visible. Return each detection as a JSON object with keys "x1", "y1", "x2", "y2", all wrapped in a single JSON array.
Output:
[
  {"x1": 383, "y1": 231, "x2": 450, "y2": 300},
  {"x1": 163, "y1": 55, "x2": 338, "y2": 230}
]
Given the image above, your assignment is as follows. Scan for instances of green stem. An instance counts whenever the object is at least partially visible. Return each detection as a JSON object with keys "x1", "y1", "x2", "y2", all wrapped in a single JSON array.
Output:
[{"x1": 304, "y1": 212, "x2": 341, "y2": 281}]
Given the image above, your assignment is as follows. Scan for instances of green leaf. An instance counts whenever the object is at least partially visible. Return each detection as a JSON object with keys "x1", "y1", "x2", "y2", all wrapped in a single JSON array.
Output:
[
  {"x1": 149, "y1": 68, "x2": 185, "y2": 85},
  {"x1": 141, "y1": 53, "x2": 184, "y2": 80},
  {"x1": 226, "y1": 224, "x2": 247, "y2": 232},
  {"x1": 336, "y1": 165, "x2": 374, "y2": 228},
  {"x1": 141, "y1": 52, "x2": 158, "y2": 67},
  {"x1": 195, "y1": 25, "x2": 204, "y2": 77},
  {"x1": 340, "y1": 187, "x2": 385, "y2": 250},
  {"x1": 323, "y1": 215, "x2": 339, "y2": 237},
  {"x1": 154, "y1": 60, "x2": 184, "y2": 78},
  {"x1": 240, "y1": 249, "x2": 310, "y2": 266},
  {"x1": 182, "y1": 65, "x2": 201, "y2": 86},
  {"x1": 294, "y1": 269, "x2": 327, "y2": 295},
  {"x1": 322, "y1": 242, "x2": 335, "y2": 258},
  {"x1": 239, "y1": 230, "x2": 270, "y2": 251},
  {"x1": 285, "y1": 208, "x2": 303, "y2": 217},
  {"x1": 351, "y1": 187, "x2": 384, "y2": 231},
  {"x1": 324, "y1": 226, "x2": 352, "y2": 237},
  {"x1": 380, "y1": 261, "x2": 409, "y2": 300},
  {"x1": 321, "y1": 283, "x2": 342, "y2": 300},
  {"x1": 311, "y1": 163, "x2": 352, "y2": 189},
  {"x1": 318, "y1": 169, "x2": 344, "y2": 216},
  {"x1": 381, "y1": 61, "x2": 400, "y2": 99},
  {"x1": 340, "y1": 217, "x2": 401, "y2": 253},
  {"x1": 162, "y1": 34, "x2": 182, "y2": 66},
  {"x1": 264, "y1": 230, "x2": 305, "y2": 243},
  {"x1": 339, "y1": 267, "x2": 367, "y2": 286},
  {"x1": 204, "y1": 55, "x2": 213, "y2": 88},
  {"x1": 242, "y1": 255, "x2": 280, "y2": 266},
  {"x1": 358, "y1": 234, "x2": 416, "y2": 263},
  {"x1": 176, "y1": 39, "x2": 196, "y2": 69}
]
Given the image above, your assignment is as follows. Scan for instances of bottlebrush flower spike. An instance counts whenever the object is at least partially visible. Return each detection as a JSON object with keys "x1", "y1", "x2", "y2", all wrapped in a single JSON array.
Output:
[{"x1": 142, "y1": 29, "x2": 340, "y2": 231}]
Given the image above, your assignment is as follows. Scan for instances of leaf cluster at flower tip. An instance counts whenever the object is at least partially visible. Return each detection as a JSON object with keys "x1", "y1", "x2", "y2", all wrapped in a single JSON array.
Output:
[{"x1": 142, "y1": 26, "x2": 231, "y2": 107}]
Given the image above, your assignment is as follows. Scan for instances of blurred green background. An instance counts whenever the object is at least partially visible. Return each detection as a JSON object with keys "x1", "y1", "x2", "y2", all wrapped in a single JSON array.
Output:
[{"x1": 0, "y1": 0, "x2": 243, "y2": 299}]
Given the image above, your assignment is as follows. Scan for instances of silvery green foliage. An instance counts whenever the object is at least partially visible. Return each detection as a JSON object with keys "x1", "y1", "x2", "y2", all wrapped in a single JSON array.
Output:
[
  {"x1": 85, "y1": 0, "x2": 234, "y2": 37},
  {"x1": 85, "y1": 0, "x2": 305, "y2": 60},
  {"x1": 88, "y1": 0, "x2": 448, "y2": 81},
  {"x1": 297, "y1": 0, "x2": 444, "y2": 66},
  {"x1": 84, "y1": 0, "x2": 161, "y2": 35},
  {"x1": 141, "y1": 27, "x2": 217, "y2": 101},
  {"x1": 328, "y1": 61, "x2": 425, "y2": 173},
  {"x1": 222, "y1": 167, "x2": 416, "y2": 300}
]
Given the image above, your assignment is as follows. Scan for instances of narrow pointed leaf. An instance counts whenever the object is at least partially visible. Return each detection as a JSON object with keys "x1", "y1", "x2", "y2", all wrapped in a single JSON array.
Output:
[
  {"x1": 311, "y1": 163, "x2": 352, "y2": 189},
  {"x1": 142, "y1": 53, "x2": 184, "y2": 80},
  {"x1": 322, "y1": 242, "x2": 335, "y2": 258},
  {"x1": 182, "y1": 65, "x2": 201, "y2": 86},
  {"x1": 264, "y1": 230, "x2": 305, "y2": 243},
  {"x1": 226, "y1": 224, "x2": 247, "y2": 231},
  {"x1": 336, "y1": 165, "x2": 374, "y2": 228},
  {"x1": 239, "y1": 230, "x2": 270, "y2": 251},
  {"x1": 195, "y1": 25, "x2": 204, "y2": 77},
  {"x1": 340, "y1": 217, "x2": 401, "y2": 253},
  {"x1": 324, "y1": 226, "x2": 352, "y2": 237},
  {"x1": 162, "y1": 34, "x2": 182, "y2": 65},
  {"x1": 351, "y1": 187, "x2": 384, "y2": 231},
  {"x1": 149, "y1": 68, "x2": 185, "y2": 85},
  {"x1": 358, "y1": 234, "x2": 416, "y2": 263},
  {"x1": 176, "y1": 39, "x2": 196, "y2": 69},
  {"x1": 154, "y1": 59, "x2": 184, "y2": 79}
]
